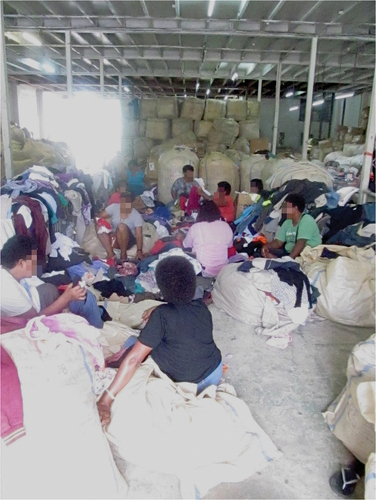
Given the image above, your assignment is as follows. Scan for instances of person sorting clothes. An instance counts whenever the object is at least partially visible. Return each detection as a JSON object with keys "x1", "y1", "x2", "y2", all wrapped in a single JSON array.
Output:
[
  {"x1": 195, "y1": 181, "x2": 235, "y2": 223},
  {"x1": 262, "y1": 193, "x2": 321, "y2": 259},
  {"x1": 97, "y1": 256, "x2": 222, "y2": 427},
  {"x1": 0, "y1": 235, "x2": 103, "y2": 328},
  {"x1": 97, "y1": 191, "x2": 144, "y2": 263},
  {"x1": 170, "y1": 164, "x2": 195, "y2": 209},
  {"x1": 125, "y1": 160, "x2": 149, "y2": 198},
  {"x1": 183, "y1": 200, "x2": 233, "y2": 277}
]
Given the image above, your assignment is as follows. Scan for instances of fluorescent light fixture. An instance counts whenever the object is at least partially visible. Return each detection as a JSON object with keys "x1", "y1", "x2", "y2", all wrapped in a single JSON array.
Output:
[
  {"x1": 184, "y1": 93, "x2": 187, "y2": 98},
  {"x1": 22, "y1": 32, "x2": 42, "y2": 46},
  {"x1": 289, "y1": 106, "x2": 299, "y2": 111},
  {"x1": 123, "y1": 86, "x2": 130, "y2": 92},
  {"x1": 196, "y1": 82, "x2": 200, "y2": 91},
  {"x1": 42, "y1": 62, "x2": 55, "y2": 73},
  {"x1": 83, "y1": 58, "x2": 92, "y2": 65},
  {"x1": 335, "y1": 92, "x2": 355, "y2": 100},
  {"x1": 103, "y1": 59, "x2": 110, "y2": 65},
  {"x1": 285, "y1": 91, "x2": 294, "y2": 98},
  {"x1": 231, "y1": 72, "x2": 238, "y2": 81},
  {"x1": 208, "y1": 0, "x2": 216, "y2": 17},
  {"x1": 312, "y1": 99, "x2": 324, "y2": 107},
  {"x1": 21, "y1": 58, "x2": 41, "y2": 70},
  {"x1": 224, "y1": 95, "x2": 228, "y2": 101},
  {"x1": 206, "y1": 89, "x2": 210, "y2": 95}
]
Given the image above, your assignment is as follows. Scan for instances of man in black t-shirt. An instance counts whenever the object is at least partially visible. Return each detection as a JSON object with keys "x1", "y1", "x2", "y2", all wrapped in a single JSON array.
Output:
[{"x1": 97, "y1": 256, "x2": 222, "y2": 427}]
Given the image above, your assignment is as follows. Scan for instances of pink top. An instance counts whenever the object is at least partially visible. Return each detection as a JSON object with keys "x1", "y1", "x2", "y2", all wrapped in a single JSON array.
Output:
[{"x1": 183, "y1": 220, "x2": 233, "y2": 277}]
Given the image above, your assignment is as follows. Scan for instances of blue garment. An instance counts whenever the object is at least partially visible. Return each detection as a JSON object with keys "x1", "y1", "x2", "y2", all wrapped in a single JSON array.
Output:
[
  {"x1": 196, "y1": 361, "x2": 223, "y2": 393},
  {"x1": 325, "y1": 189, "x2": 340, "y2": 209},
  {"x1": 67, "y1": 263, "x2": 88, "y2": 279},
  {"x1": 363, "y1": 202, "x2": 376, "y2": 223},
  {"x1": 153, "y1": 206, "x2": 172, "y2": 221},
  {"x1": 1, "y1": 179, "x2": 38, "y2": 198},
  {"x1": 126, "y1": 170, "x2": 146, "y2": 197},
  {"x1": 69, "y1": 290, "x2": 103, "y2": 328}
]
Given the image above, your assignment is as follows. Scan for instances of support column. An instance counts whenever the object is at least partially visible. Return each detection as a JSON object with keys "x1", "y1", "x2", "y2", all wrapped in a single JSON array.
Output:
[
  {"x1": 272, "y1": 62, "x2": 282, "y2": 155},
  {"x1": 257, "y1": 78, "x2": 262, "y2": 102},
  {"x1": 0, "y1": 0, "x2": 13, "y2": 179},
  {"x1": 118, "y1": 75, "x2": 122, "y2": 99},
  {"x1": 100, "y1": 59, "x2": 105, "y2": 98},
  {"x1": 302, "y1": 36, "x2": 318, "y2": 160},
  {"x1": 359, "y1": 66, "x2": 376, "y2": 204},
  {"x1": 9, "y1": 80, "x2": 19, "y2": 125},
  {"x1": 65, "y1": 30, "x2": 73, "y2": 97},
  {"x1": 36, "y1": 90, "x2": 44, "y2": 139}
]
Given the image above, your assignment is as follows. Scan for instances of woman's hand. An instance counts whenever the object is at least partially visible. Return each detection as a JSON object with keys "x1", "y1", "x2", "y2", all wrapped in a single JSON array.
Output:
[
  {"x1": 64, "y1": 283, "x2": 86, "y2": 301},
  {"x1": 142, "y1": 306, "x2": 157, "y2": 323},
  {"x1": 136, "y1": 249, "x2": 144, "y2": 261},
  {"x1": 97, "y1": 401, "x2": 112, "y2": 428}
]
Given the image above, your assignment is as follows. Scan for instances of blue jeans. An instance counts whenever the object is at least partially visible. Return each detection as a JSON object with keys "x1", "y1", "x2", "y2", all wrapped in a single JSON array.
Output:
[{"x1": 197, "y1": 361, "x2": 223, "y2": 393}]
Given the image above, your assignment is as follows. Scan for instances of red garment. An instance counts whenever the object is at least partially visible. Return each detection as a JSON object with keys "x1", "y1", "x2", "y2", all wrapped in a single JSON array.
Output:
[
  {"x1": 185, "y1": 186, "x2": 201, "y2": 216},
  {"x1": 107, "y1": 192, "x2": 120, "y2": 206},
  {"x1": 179, "y1": 195, "x2": 188, "y2": 211},
  {"x1": 214, "y1": 194, "x2": 235, "y2": 223},
  {"x1": 227, "y1": 246, "x2": 237, "y2": 258},
  {"x1": 150, "y1": 239, "x2": 182, "y2": 255},
  {"x1": 1, "y1": 346, "x2": 26, "y2": 446},
  {"x1": 12, "y1": 195, "x2": 49, "y2": 268}
]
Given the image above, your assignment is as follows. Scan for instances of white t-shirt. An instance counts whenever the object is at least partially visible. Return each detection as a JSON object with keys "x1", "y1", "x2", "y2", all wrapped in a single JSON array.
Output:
[
  {"x1": 0, "y1": 267, "x2": 41, "y2": 317},
  {"x1": 105, "y1": 205, "x2": 143, "y2": 235}
]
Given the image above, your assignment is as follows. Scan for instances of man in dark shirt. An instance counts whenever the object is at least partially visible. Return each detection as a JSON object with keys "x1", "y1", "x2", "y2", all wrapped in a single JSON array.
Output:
[{"x1": 97, "y1": 256, "x2": 222, "y2": 426}]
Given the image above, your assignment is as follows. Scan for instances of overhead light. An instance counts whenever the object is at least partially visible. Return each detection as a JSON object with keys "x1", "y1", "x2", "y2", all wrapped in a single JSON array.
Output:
[
  {"x1": 83, "y1": 58, "x2": 92, "y2": 65},
  {"x1": 208, "y1": 0, "x2": 216, "y2": 17},
  {"x1": 231, "y1": 72, "x2": 238, "y2": 81},
  {"x1": 123, "y1": 86, "x2": 130, "y2": 92},
  {"x1": 184, "y1": 92, "x2": 187, "y2": 98},
  {"x1": 218, "y1": 88, "x2": 221, "y2": 93},
  {"x1": 206, "y1": 89, "x2": 210, "y2": 96},
  {"x1": 285, "y1": 91, "x2": 294, "y2": 98},
  {"x1": 196, "y1": 82, "x2": 199, "y2": 91},
  {"x1": 312, "y1": 99, "x2": 324, "y2": 107},
  {"x1": 335, "y1": 92, "x2": 354, "y2": 100},
  {"x1": 21, "y1": 58, "x2": 41, "y2": 70},
  {"x1": 289, "y1": 106, "x2": 299, "y2": 111},
  {"x1": 224, "y1": 95, "x2": 228, "y2": 101},
  {"x1": 103, "y1": 59, "x2": 110, "y2": 65},
  {"x1": 42, "y1": 62, "x2": 55, "y2": 74},
  {"x1": 22, "y1": 32, "x2": 42, "y2": 46}
]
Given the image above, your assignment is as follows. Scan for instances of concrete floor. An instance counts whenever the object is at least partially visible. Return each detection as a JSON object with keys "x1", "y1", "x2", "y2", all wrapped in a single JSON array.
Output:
[{"x1": 115, "y1": 305, "x2": 374, "y2": 499}]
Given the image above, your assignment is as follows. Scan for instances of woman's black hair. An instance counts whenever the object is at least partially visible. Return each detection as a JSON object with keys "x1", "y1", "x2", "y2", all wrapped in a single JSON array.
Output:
[
  {"x1": 217, "y1": 181, "x2": 231, "y2": 196},
  {"x1": 196, "y1": 200, "x2": 221, "y2": 223},
  {"x1": 155, "y1": 256, "x2": 196, "y2": 305},
  {"x1": 250, "y1": 178, "x2": 264, "y2": 192},
  {"x1": 1, "y1": 235, "x2": 36, "y2": 270}
]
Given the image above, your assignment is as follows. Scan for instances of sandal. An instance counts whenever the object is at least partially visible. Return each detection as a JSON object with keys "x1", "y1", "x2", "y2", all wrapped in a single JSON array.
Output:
[{"x1": 329, "y1": 467, "x2": 360, "y2": 496}]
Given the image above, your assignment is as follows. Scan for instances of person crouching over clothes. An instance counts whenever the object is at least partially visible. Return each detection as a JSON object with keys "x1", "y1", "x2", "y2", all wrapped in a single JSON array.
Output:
[
  {"x1": 262, "y1": 193, "x2": 322, "y2": 259},
  {"x1": 96, "y1": 191, "x2": 144, "y2": 264},
  {"x1": 97, "y1": 256, "x2": 223, "y2": 427},
  {"x1": 170, "y1": 164, "x2": 195, "y2": 209},
  {"x1": 0, "y1": 235, "x2": 104, "y2": 328}
]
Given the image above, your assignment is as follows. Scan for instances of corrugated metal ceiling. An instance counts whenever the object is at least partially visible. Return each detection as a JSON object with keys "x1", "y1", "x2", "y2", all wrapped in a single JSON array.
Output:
[{"x1": 3, "y1": 0, "x2": 375, "y2": 97}]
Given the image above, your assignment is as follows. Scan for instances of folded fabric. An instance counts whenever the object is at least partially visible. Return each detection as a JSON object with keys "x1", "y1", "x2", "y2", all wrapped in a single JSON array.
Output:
[
  {"x1": 1, "y1": 346, "x2": 26, "y2": 446},
  {"x1": 93, "y1": 279, "x2": 130, "y2": 299},
  {"x1": 50, "y1": 233, "x2": 79, "y2": 261}
]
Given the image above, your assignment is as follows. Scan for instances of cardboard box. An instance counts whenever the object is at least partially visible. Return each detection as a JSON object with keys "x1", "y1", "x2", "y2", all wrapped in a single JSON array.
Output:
[
  {"x1": 236, "y1": 192, "x2": 253, "y2": 219},
  {"x1": 250, "y1": 138, "x2": 269, "y2": 154}
]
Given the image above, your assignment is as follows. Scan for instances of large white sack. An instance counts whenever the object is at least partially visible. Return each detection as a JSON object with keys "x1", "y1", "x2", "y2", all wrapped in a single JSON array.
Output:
[
  {"x1": 140, "y1": 99, "x2": 158, "y2": 119},
  {"x1": 343, "y1": 143, "x2": 365, "y2": 157},
  {"x1": 232, "y1": 137, "x2": 250, "y2": 154},
  {"x1": 105, "y1": 357, "x2": 282, "y2": 499},
  {"x1": 133, "y1": 137, "x2": 155, "y2": 159},
  {"x1": 265, "y1": 160, "x2": 333, "y2": 190},
  {"x1": 81, "y1": 221, "x2": 107, "y2": 259},
  {"x1": 239, "y1": 154, "x2": 269, "y2": 192},
  {"x1": 199, "y1": 152, "x2": 239, "y2": 199},
  {"x1": 146, "y1": 119, "x2": 171, "y2": 141},
  {"x1": 323, "y1": 335, "x2": 375, "y2": 464},
  {"x1": 204, "y1": 99, "x2": 226, "y2": 121},
  {"x1": 366, "y1": 453, "x2": 376, "y2": 500},
  {"x1": 324, "y1": 152, "x2": 364, "y2": 172},
  {"x1": 151, "y1": 131, "x2": 197, "y2": 160},
  {"x1": 239, "y1": 119, "x2": 260, "y2": 140},
  {"x1": 225, "y1": 149, "x2": 247, "y2": 167},
  {"x1": 298, "y1": 244, "x2": 375, "y2": 327},
  {"x1": 157, "y1": 97, "x2": 178, "y2": 119},
  {"x1": 247, "y1": 100, "x2": 260, "y2": 118},
  {"x1": 205, "y1": 143, "x2": 227, "y2": 154},
  {"x1": 181, "y1": 97, "x2": 205, "y2": 121},
  {"x1": 158, "y1": 146, "x2": 199, "y2": 203},
  {"x1": 10, "y1": 126, "x2": 25, "y2": 147},
  {"x1": 226, "y1": 99, "x2": 247, "y2": 121},
  {"x1": 138, "y1": 119, "x2": 147, "y2": 137},
  {"x1": 194, "y1": 120, "x2": 213, "y2": 138},
  {"x1": 1, "y1": 325, "x2": 127, "y2": 499},
  {"x1": 172, "y1": 118, "x2": 193, "y2": 137},
  {"x1": 209, "y1": 118, "x2": 239, "y2": 146}
]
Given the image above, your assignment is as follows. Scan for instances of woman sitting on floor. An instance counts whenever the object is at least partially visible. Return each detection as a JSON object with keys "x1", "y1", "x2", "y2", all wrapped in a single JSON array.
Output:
[
  {"x1": 182, "y1": 200, "x2": 234, "y2": 277},
  {"x1": 97, "y1": 256, "x2": 222, "y2": 426}
]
